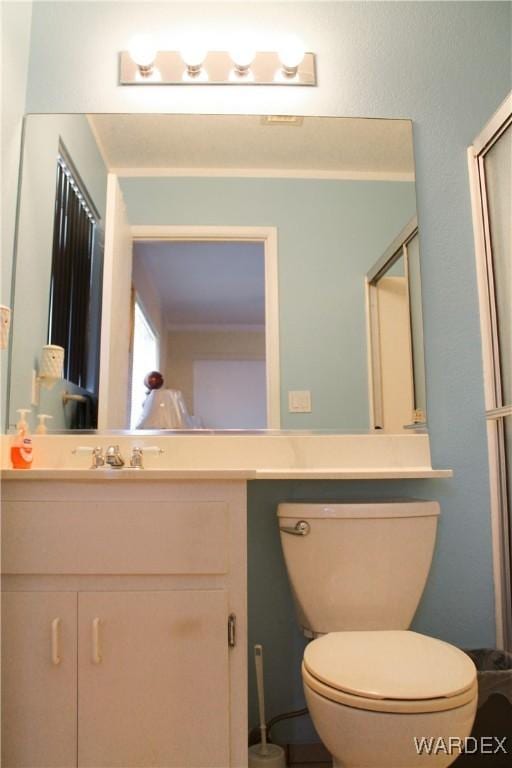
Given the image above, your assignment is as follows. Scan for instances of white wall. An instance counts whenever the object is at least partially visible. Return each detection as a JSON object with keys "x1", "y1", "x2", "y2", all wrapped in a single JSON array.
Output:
[
  {"x1": 132, "y1": 254, "x2": 167, "y2": 374},
  {"x1": 166, "y1": 327, "x2": 265, "y2": 413},
  {"x1": 193, "y1": 359, "x2": 266, "y2": 429},
  {"x1": 1, "y1": 0, "x2": 32, "y2": 425}
]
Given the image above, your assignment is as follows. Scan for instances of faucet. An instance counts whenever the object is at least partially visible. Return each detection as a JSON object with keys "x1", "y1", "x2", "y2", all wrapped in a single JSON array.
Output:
[
  {"x1": 73, "y1": 444, "x2": 163, "y2": 470},
  {"x1": 105, "y1": 445, "x2": 125, "y2": 468},
  {"x1": 129, "y1": 446, "x2": 164, "y2": 469}
]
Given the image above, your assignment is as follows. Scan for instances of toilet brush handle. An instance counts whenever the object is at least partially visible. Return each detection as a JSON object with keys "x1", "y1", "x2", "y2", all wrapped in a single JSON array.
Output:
[{"x1": 254, "y1": 645, "x2": 268, "y2": 754}]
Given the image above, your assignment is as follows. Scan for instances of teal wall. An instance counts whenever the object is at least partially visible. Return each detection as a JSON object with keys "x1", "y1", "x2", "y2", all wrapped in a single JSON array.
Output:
[
  {"x1": 8, "y1": 115, "x2": 108, "y2": 430},
  {"x1": 2, "y1": 0, "x2": 511, "y2": 745},
  {"x1": 121, "y1": 176, "x2": 417, "y2": 429}
]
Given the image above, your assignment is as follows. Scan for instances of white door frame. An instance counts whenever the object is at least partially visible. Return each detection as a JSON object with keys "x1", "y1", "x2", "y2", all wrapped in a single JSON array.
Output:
[
  {"x1": 98, "y1": 174, "x2": 133, "y2": 430},
  {"x1": 468, "y1": 91, "x2": 512, "y2": 650},
  {"x1": 130, "y1": 225, "x2": 281, "y2": 429}
]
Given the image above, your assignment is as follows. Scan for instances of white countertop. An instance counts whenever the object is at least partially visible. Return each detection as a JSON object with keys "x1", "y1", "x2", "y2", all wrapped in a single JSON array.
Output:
[
  {"x1": 1, "y1": 433, "x2": 453, "y2": 481},
  {"x1": 0, "y1": 467, "x2": 453, "y2": 480}
]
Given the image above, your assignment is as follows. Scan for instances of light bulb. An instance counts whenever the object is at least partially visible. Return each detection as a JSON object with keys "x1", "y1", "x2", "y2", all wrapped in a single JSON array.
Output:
[
  {"x1": 128, "y1": 35, "x2": 156, "y2": 74},
  {"x1": 180, "y1": 43, "x2": 207, "y2": 74},
  {"x1": 229, "y1": 44, "x2": 256, "y2": 74},
  {"x1": 278, "y1": 36, "x2": 305, "y2": 76}
]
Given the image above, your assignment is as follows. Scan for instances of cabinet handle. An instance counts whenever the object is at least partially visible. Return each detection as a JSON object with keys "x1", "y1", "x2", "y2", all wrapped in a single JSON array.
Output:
[
  {"x1": 51, "y1": 618, "x2": 61, "y2": 665},
  {"x1": 92, "y1": 617, "x2": 102, "y2": 664}
]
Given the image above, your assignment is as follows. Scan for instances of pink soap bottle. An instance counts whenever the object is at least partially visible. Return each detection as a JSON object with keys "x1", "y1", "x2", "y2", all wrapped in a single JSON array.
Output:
[{"x1": 11, "y1": 408, "x2": 33, "y2": 469}]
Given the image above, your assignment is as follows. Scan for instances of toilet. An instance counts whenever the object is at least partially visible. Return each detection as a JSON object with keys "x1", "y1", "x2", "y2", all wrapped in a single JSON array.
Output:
[{"x1": 277, "y1": 500, "x2": 478, "y2": 768}]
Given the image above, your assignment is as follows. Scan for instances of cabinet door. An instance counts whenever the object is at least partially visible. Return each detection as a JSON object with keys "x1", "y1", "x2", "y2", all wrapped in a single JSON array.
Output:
[
  {"x1": 78, "y1": 590, "x2": 231, "y2": 767},
  {"x1": 1, "y1": 591, "x2": 78, "y2": 768}
]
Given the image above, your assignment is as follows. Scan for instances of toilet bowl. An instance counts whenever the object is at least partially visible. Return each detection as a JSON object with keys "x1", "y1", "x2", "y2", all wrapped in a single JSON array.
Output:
[
  {"x1": 277, "y1": 501, "x2": 479, "y2": 767},
  {"x1": 302, "y1": 630, "x2": 477, "y2": 768}
]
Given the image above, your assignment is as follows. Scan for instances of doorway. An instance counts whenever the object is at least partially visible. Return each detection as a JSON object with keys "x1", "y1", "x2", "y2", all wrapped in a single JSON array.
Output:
[{"x1": 130, "y1": 232, "x2": 279, "y2": 430}]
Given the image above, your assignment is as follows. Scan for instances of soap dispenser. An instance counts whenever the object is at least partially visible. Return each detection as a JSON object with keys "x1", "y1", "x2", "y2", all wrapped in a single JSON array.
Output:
[
  {"x1": 11, "y1": 408, "x2": 33, "y2": 469},
  {"x1": 36, "y1": 413, "x2": 53, "y2": 434}
]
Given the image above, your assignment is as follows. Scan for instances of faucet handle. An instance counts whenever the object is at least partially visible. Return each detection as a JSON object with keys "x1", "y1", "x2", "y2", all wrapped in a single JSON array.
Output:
[
  {"x1": 130, "y1": 446, "x2": 143, "y2": 469},
  {"x1": 72, "y1": 446, "x2": 105, "y2": 469},
  {"x1": 129, "y1": 445, "x2": 164, "y2": 469}
]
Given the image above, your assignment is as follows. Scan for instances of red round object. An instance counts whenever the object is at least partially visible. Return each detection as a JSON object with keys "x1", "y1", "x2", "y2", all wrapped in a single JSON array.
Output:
[{"x1": 144, "y1": 371, "x2": 164, "y2": 390}]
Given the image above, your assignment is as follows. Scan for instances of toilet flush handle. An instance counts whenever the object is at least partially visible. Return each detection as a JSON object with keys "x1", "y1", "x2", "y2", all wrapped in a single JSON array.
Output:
[{"x1": 279, "y1": 520, "x2": 310, "y2": 536}]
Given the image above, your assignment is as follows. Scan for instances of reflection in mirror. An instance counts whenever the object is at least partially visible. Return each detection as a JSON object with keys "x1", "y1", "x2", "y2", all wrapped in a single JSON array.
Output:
[
  {"x1": 367, "y1": 217, "x2": 426, "y2": 432},
  {"x1": 8, "y1": 114, "x2": 425, "y2": 433},
  {"x1": 129, "y1": 241, "x2": 267, "y2": 430}
]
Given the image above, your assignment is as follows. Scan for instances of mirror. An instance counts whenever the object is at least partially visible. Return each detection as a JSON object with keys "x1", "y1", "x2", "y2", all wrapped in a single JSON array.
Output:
[{"x1": 8, "y1": 114, "x2": 425, "y2": 432}]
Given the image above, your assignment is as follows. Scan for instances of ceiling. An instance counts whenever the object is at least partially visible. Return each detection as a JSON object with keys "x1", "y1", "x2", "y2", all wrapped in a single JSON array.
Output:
[
  {"x1": 88, "y1": 114, "x2": 415, "y2": 177},
  {"x1": 133, "y1": 240, "x2": 265, "y2": 328}
]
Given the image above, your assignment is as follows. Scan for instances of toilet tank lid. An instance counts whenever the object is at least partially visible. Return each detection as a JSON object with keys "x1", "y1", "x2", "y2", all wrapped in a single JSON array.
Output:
[
  {"x1": 277, "y1": 500, "x2": 440, "y2": 519},
  {"x1": 303, "y1": 631, "x2": 476, "y2": 701}
]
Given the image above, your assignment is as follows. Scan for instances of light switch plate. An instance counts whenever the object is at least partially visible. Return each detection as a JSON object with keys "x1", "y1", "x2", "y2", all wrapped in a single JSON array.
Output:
[{"x1": 288, "y1": 390, "x2": 312, "y2": 413}]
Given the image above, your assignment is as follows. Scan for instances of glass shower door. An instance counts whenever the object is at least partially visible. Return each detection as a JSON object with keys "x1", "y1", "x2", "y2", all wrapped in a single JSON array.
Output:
[{"x1": 470, "y1": 95, "x2": 512, "y2": 650}]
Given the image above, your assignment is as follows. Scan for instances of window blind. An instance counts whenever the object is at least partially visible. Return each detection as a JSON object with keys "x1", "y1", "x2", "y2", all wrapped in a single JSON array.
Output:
[{"x1": 48, "y1": 155, "x2": 98, "y2": 389}]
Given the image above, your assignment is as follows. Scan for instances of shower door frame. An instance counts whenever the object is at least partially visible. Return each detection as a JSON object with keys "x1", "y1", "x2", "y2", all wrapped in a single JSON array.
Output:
[
  {"x1": 468, "y1": 91, "x2": 512, "y2": 650},
  {"x1": 366, "y1": 216, "x2": 422, "y2": 432}
]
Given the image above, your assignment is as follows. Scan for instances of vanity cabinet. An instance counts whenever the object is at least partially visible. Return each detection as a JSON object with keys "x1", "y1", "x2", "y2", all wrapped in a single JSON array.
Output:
[{"x1": 1, "y1": 480, "x2": 247, "y2": 768}]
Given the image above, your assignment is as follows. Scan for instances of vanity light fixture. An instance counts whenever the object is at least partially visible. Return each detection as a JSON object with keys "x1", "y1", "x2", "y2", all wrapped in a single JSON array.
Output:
[
  {"x1": 180, "y1": 43, "x2": 208, "y2": 77},
  {"x1": 128, "y1": 34, "x2": 157, "y2": 76},
  {"x1": 229, "y1": 44, "x2": 256, "y2": 76},
  {"x1": 278, "y1": 36, "x2": 306, "y2": 76},
  {"x1": 121, "y1": 36, "x2": 316, "y2": 86}
]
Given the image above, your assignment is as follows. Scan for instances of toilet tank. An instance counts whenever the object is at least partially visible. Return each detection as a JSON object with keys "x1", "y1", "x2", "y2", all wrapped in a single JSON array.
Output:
[{"x1": 277, "y1": 500, "x2": 440, "y2": 636}]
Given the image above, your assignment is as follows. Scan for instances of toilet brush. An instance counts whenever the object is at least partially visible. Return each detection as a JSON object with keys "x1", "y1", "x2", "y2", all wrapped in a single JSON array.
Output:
[{"x1": 248, "y1": 645, "x2": 287, "y2": 768}]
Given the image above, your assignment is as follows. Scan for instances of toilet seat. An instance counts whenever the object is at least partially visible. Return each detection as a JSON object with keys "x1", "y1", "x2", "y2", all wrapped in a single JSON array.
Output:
[{"x1": 302, "y1": 630, "x2": 478, "y2": 715}]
